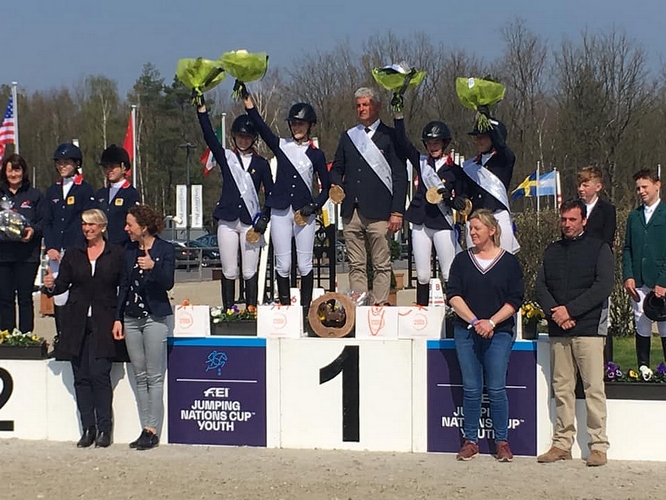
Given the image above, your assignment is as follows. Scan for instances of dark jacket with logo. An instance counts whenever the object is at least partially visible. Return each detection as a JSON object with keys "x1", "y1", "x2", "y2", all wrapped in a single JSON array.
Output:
[
  {"x1": 95, "y1": 181, "x2": 141, "y2": 246},
  {"x1": 331, "y1": 121, "x2": 407, "y2": 220},
  {"x1": 43, "y1": 174, "x2": 96, "y2": 251},
  {"x1": 116, "y1": 238, "x2": 175, "y2": 321},
  {"x1": 246, "y1": 107, "x2": 329, "y2": 211},
  {"x1": 198, "y1": 111, "x2": 273, "y2": 224},
  {"x1": 536, "y1": 233, "x2": 614, "y2": 337},
  {"x1": 0, "y1": 181, "x2": 44, "y2": 262},
  {"x1": 45, "y1": 242, "x2": 124, "y2": 359}
]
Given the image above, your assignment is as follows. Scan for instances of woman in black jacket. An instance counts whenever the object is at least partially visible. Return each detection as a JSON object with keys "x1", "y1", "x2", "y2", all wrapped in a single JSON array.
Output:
[
  {"x1": 0, "y1": 154, "x2": 44, "y2": 333},
  {"x1": 43, "y1": 209, "x2": 124, "y2": 448}
]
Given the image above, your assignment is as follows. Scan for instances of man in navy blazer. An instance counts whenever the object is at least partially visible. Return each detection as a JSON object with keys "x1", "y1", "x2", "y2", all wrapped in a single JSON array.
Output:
[{"x1": 330, "y1": 87, "x2": 407, "y2": 304}]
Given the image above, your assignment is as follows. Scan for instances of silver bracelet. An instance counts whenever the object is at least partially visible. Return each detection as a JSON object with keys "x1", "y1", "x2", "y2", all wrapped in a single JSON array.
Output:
[{"x1": 488, "y1": 319, "x2": 496, "y2": 329}]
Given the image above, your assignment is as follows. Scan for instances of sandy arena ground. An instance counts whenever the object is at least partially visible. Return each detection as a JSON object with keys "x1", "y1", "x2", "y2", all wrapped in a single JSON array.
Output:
[
  {"x1": 19, "y1": 278, "x2": 664, "y2": 500},
  {"x1": 2, "y1": 439, "x2": 665, "y2": 500}
]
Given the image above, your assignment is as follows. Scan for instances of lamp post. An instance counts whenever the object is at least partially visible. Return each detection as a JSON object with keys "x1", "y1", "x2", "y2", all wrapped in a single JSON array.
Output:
[{"x1": 178, "y1": 143, "x2": 196, "y2": 247}]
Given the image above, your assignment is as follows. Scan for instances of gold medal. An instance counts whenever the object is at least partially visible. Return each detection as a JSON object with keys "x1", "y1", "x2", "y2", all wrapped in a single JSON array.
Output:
[
  {"x1": 425, "y1": 186, "x2": 443, "y2": 204},
  {"x1": 293, "y1": 210, "x2": 308, "y2": 226},
  {"x1": 245, "y1": 228, "x2": 261, "y2": 244},
  {"x1": 329, "y1": 184, "x2": 345, "y2": 204}
]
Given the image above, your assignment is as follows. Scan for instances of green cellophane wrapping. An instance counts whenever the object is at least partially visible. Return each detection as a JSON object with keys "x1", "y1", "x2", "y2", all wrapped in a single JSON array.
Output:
[
  {"x1": 220, "y1": 50, "x2": 269, "y2": 83},
  {"x1": 371, "y1": 66, "x2": 427, "y2": 91},
  {"x1": 456, "y1": 77, "x2": 506, "y2": 132},
  {"x1": 175, "y1": 58, "x2": 226, "y2": 94},
  {"x1": 455, "y1": 77, "x2": 505, "y2": 110}
]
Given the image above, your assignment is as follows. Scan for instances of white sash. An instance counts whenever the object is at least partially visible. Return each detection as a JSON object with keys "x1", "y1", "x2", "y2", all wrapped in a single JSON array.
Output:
[
  {"x1": 419, "y1": 155, "x2": 454, "y2": 228},
  {"x1": 461, "y1": 155, "x2": 510, "y2": 210},
  {"x1": 347, "y1": 125, "x2": 393, "y2": 194},
  {"x1": 225, "y1": 149, "x2": 260, "y2": 218},
  {"x1": 279, "y1": 139, "x2": 313, "y2": 193}
]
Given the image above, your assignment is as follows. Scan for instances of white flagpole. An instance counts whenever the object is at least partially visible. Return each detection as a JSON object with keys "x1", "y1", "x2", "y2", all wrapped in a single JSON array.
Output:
[
  {"x1": 658, "y1": 163, "x2": 662, "y2": 179},
  {"x1": 555, "y1": 169, "x2": 562, "y2": 208},
  {"x1": 11, "y1": 82, "x2": 19, "y2": 153},
  {"x1": 536, "y1": 160, "x2": 540, "y2": 214},
  {"x1": 131, "y1": 105, "x2": 138, "y2": 189},
  {"x1": 221, "y1": 112, "x2": 227, "y2": 147}
]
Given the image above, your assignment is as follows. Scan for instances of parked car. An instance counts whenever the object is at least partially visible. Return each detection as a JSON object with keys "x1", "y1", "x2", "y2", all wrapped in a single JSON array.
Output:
[
  {"x1": 167, "y1": 240, "x2": 199, "y2": 269},
  {"x1": 188, "y1": 240, "x2": 221, "y2": 267},
  {"x1": 194, "y1": 233, "x2": 218, "y2": 248}
]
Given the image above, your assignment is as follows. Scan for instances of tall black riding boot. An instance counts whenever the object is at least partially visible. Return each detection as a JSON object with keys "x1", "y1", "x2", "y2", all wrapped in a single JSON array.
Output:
[
  {"x1": 300, "y1": 271, "x2": 314, "y2": 336},
  {"x1": 636, "y1": 334, "x2": 652, "y2": 368},
  {"x1": 221, "y1": 277, "x2": 236, "y2": 311},
  {"x1": 244, "y1": 274, "x2": 259, "y2": 308},
  {"x1": 276, "y1": 275, "x2": 291, "y2": 306},
  {"x1": 416, "y1": 282, "x2": 430, "y2": 306}
]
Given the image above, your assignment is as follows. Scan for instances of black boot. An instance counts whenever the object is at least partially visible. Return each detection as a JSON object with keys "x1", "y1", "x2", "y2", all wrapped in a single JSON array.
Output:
[
  {"x1": 661, "y1": 337, "x2": 666, "y2": 365},
  {"x1": 276, "y1": 275, "x2": 291, "y2": 306},
  {"x1": 636, "y1": 334, "x2": 651, "y2": 368},
  {"x1": 244, "y1": 274, "x2": 259, "y2": 308},
  {"x1": 416, "y1": 282, "x2": 430, "y2": 306},
  {"x1": 300, "y1": 271, "x2": 314, "y2": 336},
  {"x1": 221, "y1": 277, "x2": 235, "y2": 311},
  {"x1": 77, "y1": 426, "x2": 97, "y2": 448}
]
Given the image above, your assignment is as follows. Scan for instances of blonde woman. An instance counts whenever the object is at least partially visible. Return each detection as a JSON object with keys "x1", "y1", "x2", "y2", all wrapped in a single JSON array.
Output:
[
  {"x1": 43, "y1": 209, "x2": 124, "y2": 448},
  {"x1": 446, "y1": 209, "x2": 524, "y2": 462}
]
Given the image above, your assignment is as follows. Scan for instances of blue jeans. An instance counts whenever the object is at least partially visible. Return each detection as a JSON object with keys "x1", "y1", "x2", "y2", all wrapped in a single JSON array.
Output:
[
  {"x1": 124, "y1": 315, "x2": 172, "y2": 432},
  {"x1": 454, "y1": 323, "x2": 513, "y2": 443}
]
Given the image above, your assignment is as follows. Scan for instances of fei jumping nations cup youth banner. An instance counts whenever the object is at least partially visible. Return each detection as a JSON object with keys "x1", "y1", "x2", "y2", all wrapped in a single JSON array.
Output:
[
  {"x1": 426, "y1": 339, "x2": 537, "y2": 456},
  {"x1": 167, "y1": 337, "x2": 267, "y2": 446}
]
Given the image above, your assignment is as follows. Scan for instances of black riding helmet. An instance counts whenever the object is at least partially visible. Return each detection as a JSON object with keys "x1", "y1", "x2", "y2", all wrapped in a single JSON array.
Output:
[
  {"x1": 231, "y1": 114, "x2": 258, "y2": 151},
  {"x1": 53, "y1": 143, "x2": 83, "y2": 163},
  {"x1": 421, "y1": 121, "x2": 452, "y2": 144},
  {"x1": 99, "y1": 144, "x2": 131, "y2": 170},
  {"x1": 286, "y1": 103, "x2": 317, "y2": 124}
]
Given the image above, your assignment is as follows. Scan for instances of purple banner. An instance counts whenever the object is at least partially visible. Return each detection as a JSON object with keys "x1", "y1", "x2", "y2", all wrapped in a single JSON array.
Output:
[
  {"x1": 427, "y1": 340, "x2": 537, "y2": 456},
  {"x1": 167, "y1": 338, "x2": 266, "y2": 446}
]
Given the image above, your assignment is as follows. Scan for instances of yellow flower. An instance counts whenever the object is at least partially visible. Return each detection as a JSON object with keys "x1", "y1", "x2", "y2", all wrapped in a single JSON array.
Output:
[{"x1": 628, "y1": 369, "x2": 639, "y2": 379}]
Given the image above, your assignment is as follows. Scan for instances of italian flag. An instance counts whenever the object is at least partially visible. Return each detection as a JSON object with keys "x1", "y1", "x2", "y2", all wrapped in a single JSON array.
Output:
[{"x1": 200, "y1": 124, "x2": 223, "y2": 176}]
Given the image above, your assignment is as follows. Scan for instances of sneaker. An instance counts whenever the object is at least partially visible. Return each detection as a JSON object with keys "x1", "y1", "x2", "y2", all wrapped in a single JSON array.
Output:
[
  {"x1": 586, "y1": 450, "x2": 607, "y2": 467},
  {"x1": 495, "y1": 441, "x2": 513, "y2": 462},
  {"x1": 456, "y1": 440, "x2": 479, "y2": 461},
  {"x1": 537, "y1": 446, "x2": 572, "y2": 463}
]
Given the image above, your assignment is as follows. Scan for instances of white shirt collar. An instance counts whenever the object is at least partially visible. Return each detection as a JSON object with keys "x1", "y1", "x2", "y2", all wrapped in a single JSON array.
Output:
[
  {"x1": 363, "y1": 119, "x2": 380, "y2": 132},
  {"x1": 110, "y1": 180, "x2": 126, "y2": 189},
  {"x1": 645, "y1": 199, "x2": 660, "y2": 212}
]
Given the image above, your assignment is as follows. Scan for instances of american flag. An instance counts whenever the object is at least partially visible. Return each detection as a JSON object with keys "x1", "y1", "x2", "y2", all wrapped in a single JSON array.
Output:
[{"x1": 0, "y1": 96, "x2": 16, "y2": 158}]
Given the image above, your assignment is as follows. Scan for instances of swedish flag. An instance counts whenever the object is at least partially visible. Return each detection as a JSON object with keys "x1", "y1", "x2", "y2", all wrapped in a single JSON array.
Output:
[{"x1": 511, "y1": 171, "x2": 556, "y2": 199}]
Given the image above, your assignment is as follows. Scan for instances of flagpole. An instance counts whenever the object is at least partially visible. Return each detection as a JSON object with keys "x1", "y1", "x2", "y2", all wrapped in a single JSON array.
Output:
[
  {"x1": 131, "y1": 105, "x2": 138, "y2": 189},
  {"x1": 221, "y1": 113, "x2": 227, "y2": 147},
  {"x1": 555, "y1": 169, "x2": 562, "y2": 208},
  {"x1": 11, "y1": 82, "x2": 18, "y2": 154},
  {"x1": 536, "y1": 160, "x2": 540, "y2": 215}
]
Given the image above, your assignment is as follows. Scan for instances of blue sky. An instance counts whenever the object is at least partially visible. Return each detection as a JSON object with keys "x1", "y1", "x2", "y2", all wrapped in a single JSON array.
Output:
[{"x1": 5, "y1": 0, "x2": 666, "y2": 94}]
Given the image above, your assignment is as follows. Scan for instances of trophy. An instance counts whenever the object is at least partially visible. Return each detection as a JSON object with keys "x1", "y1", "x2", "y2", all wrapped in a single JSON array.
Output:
[
  {"x1": 329, "y1": 184, "x2": 345, "y2": 204},
  {"x1": 0, "y1": 197, "x2": 29, "y2": 241}
]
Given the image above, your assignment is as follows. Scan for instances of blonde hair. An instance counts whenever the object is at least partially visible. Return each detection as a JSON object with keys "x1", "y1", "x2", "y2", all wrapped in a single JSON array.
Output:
[
  {"x1": 82, "y1": 208, "x2": 108, "y2": 227},
  {"x1": 468, "y1": 209, "x2": 501, "y2": 248}
]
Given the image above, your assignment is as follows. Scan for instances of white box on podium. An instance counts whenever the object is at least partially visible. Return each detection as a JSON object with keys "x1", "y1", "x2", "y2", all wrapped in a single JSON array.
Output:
[
  {"x1": 397, "y1": 306, "x2": 445, "y2": 339},
  {"x1": 355, "y1": 306, "x2": 399, "y2": 339},
  {"x1": 257, "y1": 305, "x2": 304, "y2": 338},
  {"x1": 173, "y1": 304, "x2": 211, "y2": 337},
  {"x1": 428, "y1": 278, "x2": 446, "y2": 306}
]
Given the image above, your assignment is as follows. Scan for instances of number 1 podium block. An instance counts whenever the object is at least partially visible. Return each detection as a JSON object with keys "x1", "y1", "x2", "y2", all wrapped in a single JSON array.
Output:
[{"x1": 278, "y1": 338, "x2": 412, "y2": 451}]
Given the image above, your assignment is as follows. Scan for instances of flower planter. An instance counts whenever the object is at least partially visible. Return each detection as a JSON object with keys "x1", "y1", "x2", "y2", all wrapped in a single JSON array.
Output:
[
  {"x1": 210, "y1": 320, "x2": 256, "y2": 336},
  {"x1": 522, "y1": 321, "x2": 538, "y2": 340},
  {"x1": 0, "y1": 342, "x2": 48, "y2": 360},
  {"x1": 575, "y1": 379, "x2": 666, "y2": 401}
]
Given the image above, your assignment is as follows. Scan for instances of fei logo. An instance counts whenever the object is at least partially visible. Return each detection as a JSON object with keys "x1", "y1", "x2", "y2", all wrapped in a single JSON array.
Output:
[{"x1": 205, "y1": 350, "x2": 228, "y2": 376}]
